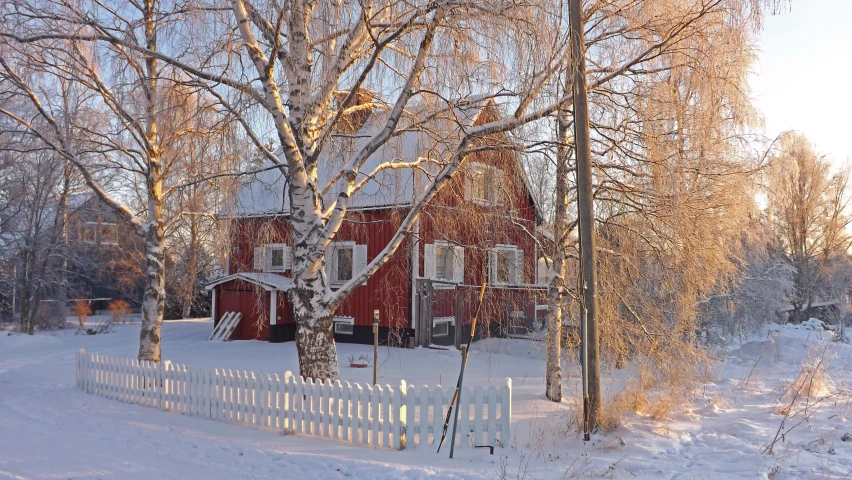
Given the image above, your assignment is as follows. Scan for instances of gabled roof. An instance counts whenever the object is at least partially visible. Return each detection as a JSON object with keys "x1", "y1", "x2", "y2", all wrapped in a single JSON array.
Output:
[
  {"x1": 226, "y1": 97, "x2": 541, "y2": 220},
  {"x1": 205, "y1": 272, "x2": 293, "y2": 292}
]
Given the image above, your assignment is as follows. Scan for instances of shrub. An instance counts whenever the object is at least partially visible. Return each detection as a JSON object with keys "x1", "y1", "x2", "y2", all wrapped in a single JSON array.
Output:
[
  {"x1": 108, "y1": 299, "x2": 130, "y2": 324},
  {"x1": 73, "y1": 300, "x2": 92, "y2": 327}
]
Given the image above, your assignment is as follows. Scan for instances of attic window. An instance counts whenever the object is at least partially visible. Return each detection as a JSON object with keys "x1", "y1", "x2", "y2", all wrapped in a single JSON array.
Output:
[{"x1": 465, "y1": 162, "x2": 503, "y2": 206}]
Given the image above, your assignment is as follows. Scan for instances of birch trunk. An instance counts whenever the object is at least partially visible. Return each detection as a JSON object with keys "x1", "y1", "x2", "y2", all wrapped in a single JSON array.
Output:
[
  {"x1": 137, "y1": 0, "x2": 166, "y2": 363},
  {"x1": 288, "y1": 177, "x2": 342, "y2": 381},
  {"x1": 294, "y1": 312, "x2": 339, "y2": 381},
  {"x1": 138, "y1": 206, "x2": 166, "y2": 362},
  {"x1": 545, "y1": 98, "x2": 571, "y2": 402}
]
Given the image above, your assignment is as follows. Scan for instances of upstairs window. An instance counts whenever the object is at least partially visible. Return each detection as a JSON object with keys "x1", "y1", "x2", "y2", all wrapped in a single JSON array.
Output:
[
  {"x1": 536, "y1": 257, "x2": 550, "y2": 285},
  {"x1": 80, "y1": 220, "x2": 117, "y2": 245},
  {"x1": 464, "y1": 162, "x2": 504, "y2": 206},
  {"x1": 335, "y1": 245, "x2": 353, "y2": 282},
  {"x1": 327, "y1": 242, "x2": 368, "y2": 287},
  {"x1": 425, "y1": 242, "x2": 464, "y2": 284},
  {"x1": 435, "y1": 244, "x2": 453, "y2": 280},
  {"x1": 488, "y1": 245, "x2": 524, "y2": 285},
  {"x1": 254, "y1": 243, "x2": 291, "y2": 272}
]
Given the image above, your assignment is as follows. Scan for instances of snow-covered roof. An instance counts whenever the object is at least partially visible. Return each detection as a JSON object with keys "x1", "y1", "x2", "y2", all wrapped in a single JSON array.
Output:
[
  {"x1": 226, "y1": 98, "x2": 539, "y2": 218},
  {"x1": 205, "y1": 272, "x2": 293, "y2": 292}
]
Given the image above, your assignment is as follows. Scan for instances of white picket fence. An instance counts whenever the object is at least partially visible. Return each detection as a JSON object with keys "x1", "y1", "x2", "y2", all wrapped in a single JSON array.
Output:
[{"x1": 75, "y1": 349, "x2": 511, "y2": 450}]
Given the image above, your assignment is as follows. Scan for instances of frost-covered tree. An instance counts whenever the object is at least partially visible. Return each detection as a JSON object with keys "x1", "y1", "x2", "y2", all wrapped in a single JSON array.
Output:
[
  {"x1": 0, "y1": 1, "x2": 243, "y2": 361},
  {"x1": 768, "y1": 133, "x2": 852, "y2": 321}
]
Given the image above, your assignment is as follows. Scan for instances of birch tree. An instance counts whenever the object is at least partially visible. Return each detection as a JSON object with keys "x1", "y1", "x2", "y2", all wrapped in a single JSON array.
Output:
[{"x1": 0, "y1": 0, "x2": 240, "y2": 361}]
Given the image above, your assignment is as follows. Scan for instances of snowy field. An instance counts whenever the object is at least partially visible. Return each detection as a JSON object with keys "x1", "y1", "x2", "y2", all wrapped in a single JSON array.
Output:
[{"x1": 1, "y1": 319, "x2": 851, "y2": 479}]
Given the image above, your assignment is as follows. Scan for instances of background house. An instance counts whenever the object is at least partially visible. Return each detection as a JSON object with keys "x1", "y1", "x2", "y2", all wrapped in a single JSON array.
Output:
[{"x1": 65, "y1": 195, "x2": 145, "y2": 314}]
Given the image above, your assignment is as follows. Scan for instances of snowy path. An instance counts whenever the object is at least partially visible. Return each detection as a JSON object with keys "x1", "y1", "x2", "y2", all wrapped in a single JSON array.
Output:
[{"x1": 1, "y1": 320, "x2": 850, "y2": 479}]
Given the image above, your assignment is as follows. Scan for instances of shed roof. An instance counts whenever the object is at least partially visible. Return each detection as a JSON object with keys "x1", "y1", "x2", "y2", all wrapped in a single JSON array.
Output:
[{"x1": 205, "y1": 272, "x2": 293, "y2": 292}]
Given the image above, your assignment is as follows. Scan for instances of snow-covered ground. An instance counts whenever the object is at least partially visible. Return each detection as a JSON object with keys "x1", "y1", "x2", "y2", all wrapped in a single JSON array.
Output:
[{"x1": 0, "y1": 319, "x2": 850, "y2": 479}]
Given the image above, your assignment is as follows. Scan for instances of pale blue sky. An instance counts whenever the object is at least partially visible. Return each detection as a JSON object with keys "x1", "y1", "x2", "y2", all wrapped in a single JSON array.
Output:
[{"x1": 750, "y1": 0, "x2": 851, "y2": 169}]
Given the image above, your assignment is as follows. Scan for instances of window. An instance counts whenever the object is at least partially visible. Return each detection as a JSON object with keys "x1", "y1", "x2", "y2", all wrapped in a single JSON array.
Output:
[
  {"x1": 489, "y1": 245, "x2": 523, "y2": 285},
  {"x1": 256, "y1": 244, "x2": 291, "y2": 272},
  {"x1": 425, "y1": 242, "x2": 464, "y2": 284},
  {"x1": 333, "y1": 316, "x2": 354, "y2": 335},
  {"x1": 334, "y1": 322, "x2": 354, "y2": 335},
  {"x1": 432, "y1": 321, "x2": 449, "y2": 337},
  {"x1": 465, "y1": 162, "x2": 504, "y2": 206},
  {"x1": 80, "y1": 224, "x2": 97, "y2": 243},
  {"x1": 271, "y1": 248, "x2": 285, "y2": 269},
  {"x1": 471, "y1": 169, "x2": 488, "y2": 204},
  {"x1": 536, "y1": 257, "x2": 550, "y2": 285},
  {"x1": 327, "y1": 242, "x2": 367, "y2": 286},
  {"x1": 336, "y1": 246, "x2": 353, "y2": 281},
  {"x1": 435, "y1": 245, "x2": 453, "y2": 280},
  {"x1": 99, "y1": 224, "x2": 117, "y2": 245},
  {"x1": 80, "y1": 220, "x2": 117, "y2": 245},
  {"x1": 496, "y1": 252, "x2": 512, "y2": 283}
]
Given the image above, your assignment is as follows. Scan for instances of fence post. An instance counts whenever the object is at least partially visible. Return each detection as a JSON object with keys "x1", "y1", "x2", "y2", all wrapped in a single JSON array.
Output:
[
  {"x1": 394, "y1": 380, "x2": 407, "y2": 450},
  {"x1": 158, "y1": 360, "x2": 170, "y2": 410},
  {"x1": 86, "y1": 352, "x2": 94, "y2": 394},
  {"x1": 77, "y1": 349, "x2": 85, "y2": 390},
  {"x1": 501, "y1": 378, "x2": 512, "y2": 447}
]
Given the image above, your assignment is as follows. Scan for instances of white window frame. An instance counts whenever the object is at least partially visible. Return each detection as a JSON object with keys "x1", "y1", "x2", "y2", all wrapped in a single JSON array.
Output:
[
  {"x1": 333, "y1": 316, "x2": 355, "y2": 335},
  {"x1": 489, "y1": 244, "x2": 524, "y2": 286},
  {"x1": 432, "y1": 317, "x2": 453, "y2": 337},
  {"x1": 327, "y1": 242, "x2": 368, "y2": 287},
  {"x1": 424, "y1": 241, "x2": 464, "y2": 286},
  {"x1": 81, "y1": 221, "x2": 118, "y2": 245},
  {"x1": 263, "y1": 243, "x2": 291, "y2": 272}
]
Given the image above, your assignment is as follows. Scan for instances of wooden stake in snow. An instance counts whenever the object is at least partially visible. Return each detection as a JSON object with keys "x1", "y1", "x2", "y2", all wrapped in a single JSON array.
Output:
[{"x1": 437, "y1": 282, "x2": 487, "y2": 458}]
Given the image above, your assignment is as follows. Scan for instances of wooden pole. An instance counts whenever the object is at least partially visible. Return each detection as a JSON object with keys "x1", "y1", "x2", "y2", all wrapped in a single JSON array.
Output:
[
  {"x1": 373, "y1": 309, "x2": 379, "y2": 385},
  {"x1": 569, "y1": 0, "x2": 601, "y2": 435}
]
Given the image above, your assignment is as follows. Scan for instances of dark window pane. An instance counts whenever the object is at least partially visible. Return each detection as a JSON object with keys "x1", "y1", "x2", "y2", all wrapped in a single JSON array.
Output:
[
  {"x1": 271, "y1": 248, "x2": 284, "y2": 267},
  {"x1": 337, "y1": 247, "x2": 353, "y2": 281},
  {"x1": 436, "y1": 245, "x2": 453, "y2": 280}
]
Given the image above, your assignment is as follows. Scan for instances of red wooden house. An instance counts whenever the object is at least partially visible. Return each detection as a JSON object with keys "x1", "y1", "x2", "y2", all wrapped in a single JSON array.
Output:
[{"x1": 207, "y1": 99, "x2": 550, "y2": 346}]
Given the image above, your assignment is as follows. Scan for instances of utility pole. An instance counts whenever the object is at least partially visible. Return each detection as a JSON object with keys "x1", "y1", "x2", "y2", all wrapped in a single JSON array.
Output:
[{"x1": 569, "y1": 0, "x2": 601, "y2": 436}]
